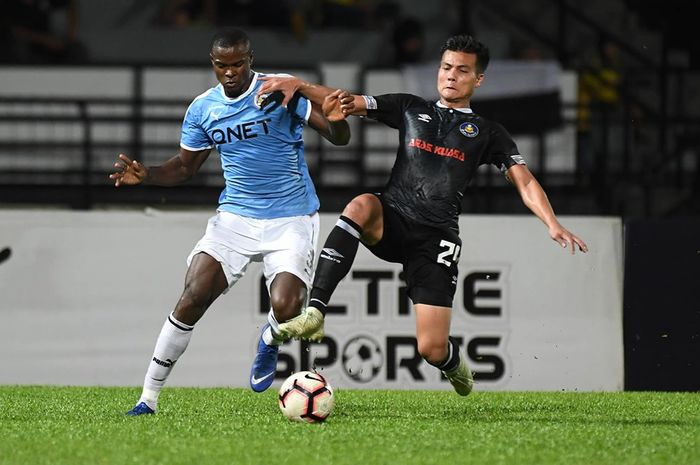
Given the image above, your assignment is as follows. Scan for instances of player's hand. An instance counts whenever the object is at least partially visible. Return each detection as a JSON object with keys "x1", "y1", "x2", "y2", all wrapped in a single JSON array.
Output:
[
  {"x1": 257, "y1": 75, "x2": 301, "y2": 108},
  {"x1": 109, "y1": 153, "x2": 147, "y2": 187},
  {"x1": 549, "y1": 224, "x2": 588, "y2": 254},
  {"x1": 322, "y1": 89, "x2": 350, "y2": 122},
  {"x1": 338, "y1": 90, "x2": 355, "y2": 116}
]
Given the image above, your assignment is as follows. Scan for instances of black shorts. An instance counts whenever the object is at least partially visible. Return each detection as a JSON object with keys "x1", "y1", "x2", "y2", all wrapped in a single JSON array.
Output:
[{"x1": 365, "y1": 195, "x2": 461, "y2": 307}]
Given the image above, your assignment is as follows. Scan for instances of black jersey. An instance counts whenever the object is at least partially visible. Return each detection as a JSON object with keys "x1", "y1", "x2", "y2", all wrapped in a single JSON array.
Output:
[{"x1": 365, "y1": 93, "x2": 525, "y2": 230}]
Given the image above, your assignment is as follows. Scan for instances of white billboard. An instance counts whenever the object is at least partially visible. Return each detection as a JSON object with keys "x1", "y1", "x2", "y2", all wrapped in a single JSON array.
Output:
[{"x1": 0, "y1": 209, "x2": 623, "y2": 391}]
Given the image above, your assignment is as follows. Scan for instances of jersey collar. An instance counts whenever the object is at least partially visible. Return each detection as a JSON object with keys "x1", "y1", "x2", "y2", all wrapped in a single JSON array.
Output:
[
  {"x1": 436, "y1": 101, "x2": 473, "y2": 113},
  {"x1": 218, "y1": 71, "x2": 259, "y2": 103}
]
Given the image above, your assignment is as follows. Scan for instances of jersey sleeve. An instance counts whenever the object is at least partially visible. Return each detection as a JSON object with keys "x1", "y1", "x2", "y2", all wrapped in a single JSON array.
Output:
[
  {"x1": 260, "y1": 72, "x2": 312, "y2": 123},
  {"x1": 482, "y1": 122, "x2": 526, "y2": 173},
  {"x1": 288, "y1": 93, "x2": 312, "y2": 123},
  {"x1": 180, "y1": 100, "x2": 213, "y2": 151},
  {"x1": 365, "y1": 93, "x2": 421, "y2": 129}
]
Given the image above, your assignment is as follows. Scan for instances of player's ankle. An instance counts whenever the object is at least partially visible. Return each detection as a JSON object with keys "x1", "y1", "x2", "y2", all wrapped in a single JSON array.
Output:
[{"x1": 308, "y1": 297, "x2": 328, "y2": 316}]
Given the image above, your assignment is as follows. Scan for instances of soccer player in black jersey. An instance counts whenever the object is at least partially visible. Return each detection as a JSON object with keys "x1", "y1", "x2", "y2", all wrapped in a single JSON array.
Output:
[{"x1": 257, "y1": 34, "x2": 588, "y2": 396}]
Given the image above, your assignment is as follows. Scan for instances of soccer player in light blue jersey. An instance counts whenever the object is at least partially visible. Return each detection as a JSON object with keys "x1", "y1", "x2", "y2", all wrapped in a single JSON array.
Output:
[{"x1": 109, "y1": 28, "x2": 350, "y2": 415}]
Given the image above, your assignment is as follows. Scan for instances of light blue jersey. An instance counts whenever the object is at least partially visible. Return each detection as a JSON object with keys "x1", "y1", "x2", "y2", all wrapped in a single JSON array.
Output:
[{"x1": 180, "y1": 72, "x2": 319, "y2": 219}]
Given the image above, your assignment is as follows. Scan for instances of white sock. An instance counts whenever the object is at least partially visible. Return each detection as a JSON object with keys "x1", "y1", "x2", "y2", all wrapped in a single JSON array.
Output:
[
  {"x1": 138, "y1": 313, "x2": 194, "y2": 410},
  {"x1": 262, "y1": 309, "x2": 285, "y2": 346}
]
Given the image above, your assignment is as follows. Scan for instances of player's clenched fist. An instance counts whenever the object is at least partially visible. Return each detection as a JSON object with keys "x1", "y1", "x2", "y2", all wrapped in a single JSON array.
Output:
[
  {"x1": 322, "y1": 89, "x2": 353, "y2": 122},
  {"x1": 109, "y1": 153, "x2": 148, "y2": 187}
]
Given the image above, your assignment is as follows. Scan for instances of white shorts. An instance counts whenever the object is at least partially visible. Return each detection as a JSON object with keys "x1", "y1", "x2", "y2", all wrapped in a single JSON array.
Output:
[{"x1": 187, "y1": 211, "x2": 320, "y2": 292}]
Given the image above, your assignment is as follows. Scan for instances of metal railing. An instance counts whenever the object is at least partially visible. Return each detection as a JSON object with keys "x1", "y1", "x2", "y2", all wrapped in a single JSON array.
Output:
[{"x1": 0, "y1": 69, "x2": 697, "y2": 217}]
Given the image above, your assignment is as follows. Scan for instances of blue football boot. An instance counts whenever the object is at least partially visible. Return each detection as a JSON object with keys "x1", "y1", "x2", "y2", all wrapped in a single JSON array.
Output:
[
  {"x1": 126, "y1": 401, "x2": 155, "y2": 416},
  {"x1": 249, "y1": 323, "x2": 279, "y2": 392}
]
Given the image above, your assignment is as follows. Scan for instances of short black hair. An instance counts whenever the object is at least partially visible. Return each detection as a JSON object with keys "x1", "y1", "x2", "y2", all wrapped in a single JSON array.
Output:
[
  {"x1": 440, "y1": 35, "x2": 490, "y2": 73},
  {"x1": 210, "y1": 28, "x2": 251, "y2": 52}
]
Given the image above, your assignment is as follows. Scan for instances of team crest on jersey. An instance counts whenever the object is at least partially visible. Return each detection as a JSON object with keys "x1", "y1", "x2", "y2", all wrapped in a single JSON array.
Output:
[
  {"x1": 255, "y1": 92, "x2": 271, "y2": 108},
  {"x1": 459, "y1": 122, "x2": 479, "y2": 138}
]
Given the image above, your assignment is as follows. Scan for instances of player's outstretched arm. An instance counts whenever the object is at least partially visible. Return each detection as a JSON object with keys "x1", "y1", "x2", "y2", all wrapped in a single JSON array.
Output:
[
  {"x1": 307, "y1": 89, "x2": 352, "y2": 145},
  {"x1": 339, "y1": 94, "x2": 368, "y2": 117},
  {"x1": 506, "y1": 164, "x2": 589, "y2": 254},
  {"x1": 257, "y1": 75, "x2": 337, "y2": 108},
  {"x1": 109, "y1": 148, "x2": 212, "y2": 187},
  {"x1": 258, "y1": 75, "x2": 368, "y2": 117},
  {"x1": 310, "y1": 89, "x2": 367, "y2": 120}
]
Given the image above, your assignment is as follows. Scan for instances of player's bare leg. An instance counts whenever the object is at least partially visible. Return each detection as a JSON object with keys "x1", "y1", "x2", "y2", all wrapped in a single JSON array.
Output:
[
  {"x1": 416, "y1": 303, "x2": 473, "y2": 396},
  {"x1": 250, "y1": 272, "x2": 307, "y2": 392},
  {"x1": 279, "y1": 194, "x2": 383, "y2": 341},
  {"x1": 127, "y1": 253, "x2": 228, "y2": 415}
]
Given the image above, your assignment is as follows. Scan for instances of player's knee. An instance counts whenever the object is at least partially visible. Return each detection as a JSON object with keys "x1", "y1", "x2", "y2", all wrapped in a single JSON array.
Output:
[
  {"x1": 342, "y1": 194, "x2": 379, "y2": 226},
  {"x1": 270, "y1": 292, "x2": 304, "y2": 322},
  {"x1": 417, "y1": 338, "x2": 448, "y2": 365},
  {"x1": 173, "y1": 283, "x2": 211, "y2": 324}
]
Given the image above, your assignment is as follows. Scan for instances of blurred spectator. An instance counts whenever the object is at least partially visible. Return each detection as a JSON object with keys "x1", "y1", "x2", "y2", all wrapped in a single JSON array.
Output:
[
  {"x1": 450, "y1": 0, "x2": 474, "y2": 36},
  {"x1": 576, "y1": 36, "x2": 623, "y2": 182},
  {"x1": 206, "y1": 0, "x2": 300, "y2": 28},
  {"x1": 150, "y1": 0, "x2": 308, "y2": 32},
  {"x1": 154, "y1": 0, "x2": 211, "y2": 29},
  {"x1": 390, "y1": 17, "x2": 425, "y2": 66},
  {"x1": 513, "y1": 42, "x2": 545, "y2": 61},
  {"x1": 374, "y1": 5, "x2": 429, "y2": 68},
  {"x1": 318, "y1": 0, "x2": 372, "y2": 28},
  {"x1": 0, "y1": 0, "x2": 88, "y2": 64}
]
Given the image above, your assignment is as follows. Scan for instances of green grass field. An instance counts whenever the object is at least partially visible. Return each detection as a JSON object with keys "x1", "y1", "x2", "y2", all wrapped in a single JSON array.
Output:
[{"x1": 0, "y1": 386, "x2": 698, "y2": 465}]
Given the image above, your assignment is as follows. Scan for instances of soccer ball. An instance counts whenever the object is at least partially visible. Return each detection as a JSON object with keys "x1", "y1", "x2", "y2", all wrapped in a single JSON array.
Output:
[{"x1": 278, "y1": 371, "x2": 335, "y2": 423}]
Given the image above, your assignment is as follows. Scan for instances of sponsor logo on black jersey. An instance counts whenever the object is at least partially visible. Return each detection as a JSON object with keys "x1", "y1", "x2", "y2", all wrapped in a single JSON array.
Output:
[
  {"x1": 408, "y1": 138, "x2": 465, "y2": 161},
  {"x1": 459, "y1": 122, "x2": 479, "y2": 138},
  {"x1": 417, "y1": 113, "x2": 432, "y2": 122}
]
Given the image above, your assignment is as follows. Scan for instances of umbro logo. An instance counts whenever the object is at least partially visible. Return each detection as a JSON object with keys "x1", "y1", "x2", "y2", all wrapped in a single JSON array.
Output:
[
  {"x1": 320, "y1": 248, "x2": 343, "y2": 263},
  {"x1": 510, "y1": 154, "x2": 526, "y2": 165},
  {"x1": 417, "y1": 114, "x2": 432, "y2": 122},
  {"x1": 322, "y1": 248, "x2": 343, "y2": 258}
]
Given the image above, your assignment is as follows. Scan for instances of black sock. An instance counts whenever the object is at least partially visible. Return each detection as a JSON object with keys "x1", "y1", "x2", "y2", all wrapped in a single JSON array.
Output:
[
  {"x1": 427, "y1": 337, "x2": 461, "y2": 372},
  {"x1": 309, "y1": 215, "x2": 362, "y2": 315}
]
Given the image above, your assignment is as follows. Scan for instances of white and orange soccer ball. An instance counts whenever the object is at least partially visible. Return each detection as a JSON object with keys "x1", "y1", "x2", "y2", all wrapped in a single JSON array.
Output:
[{"x1": 278, "y1": 371, "x2": 335, "y2": 423}]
